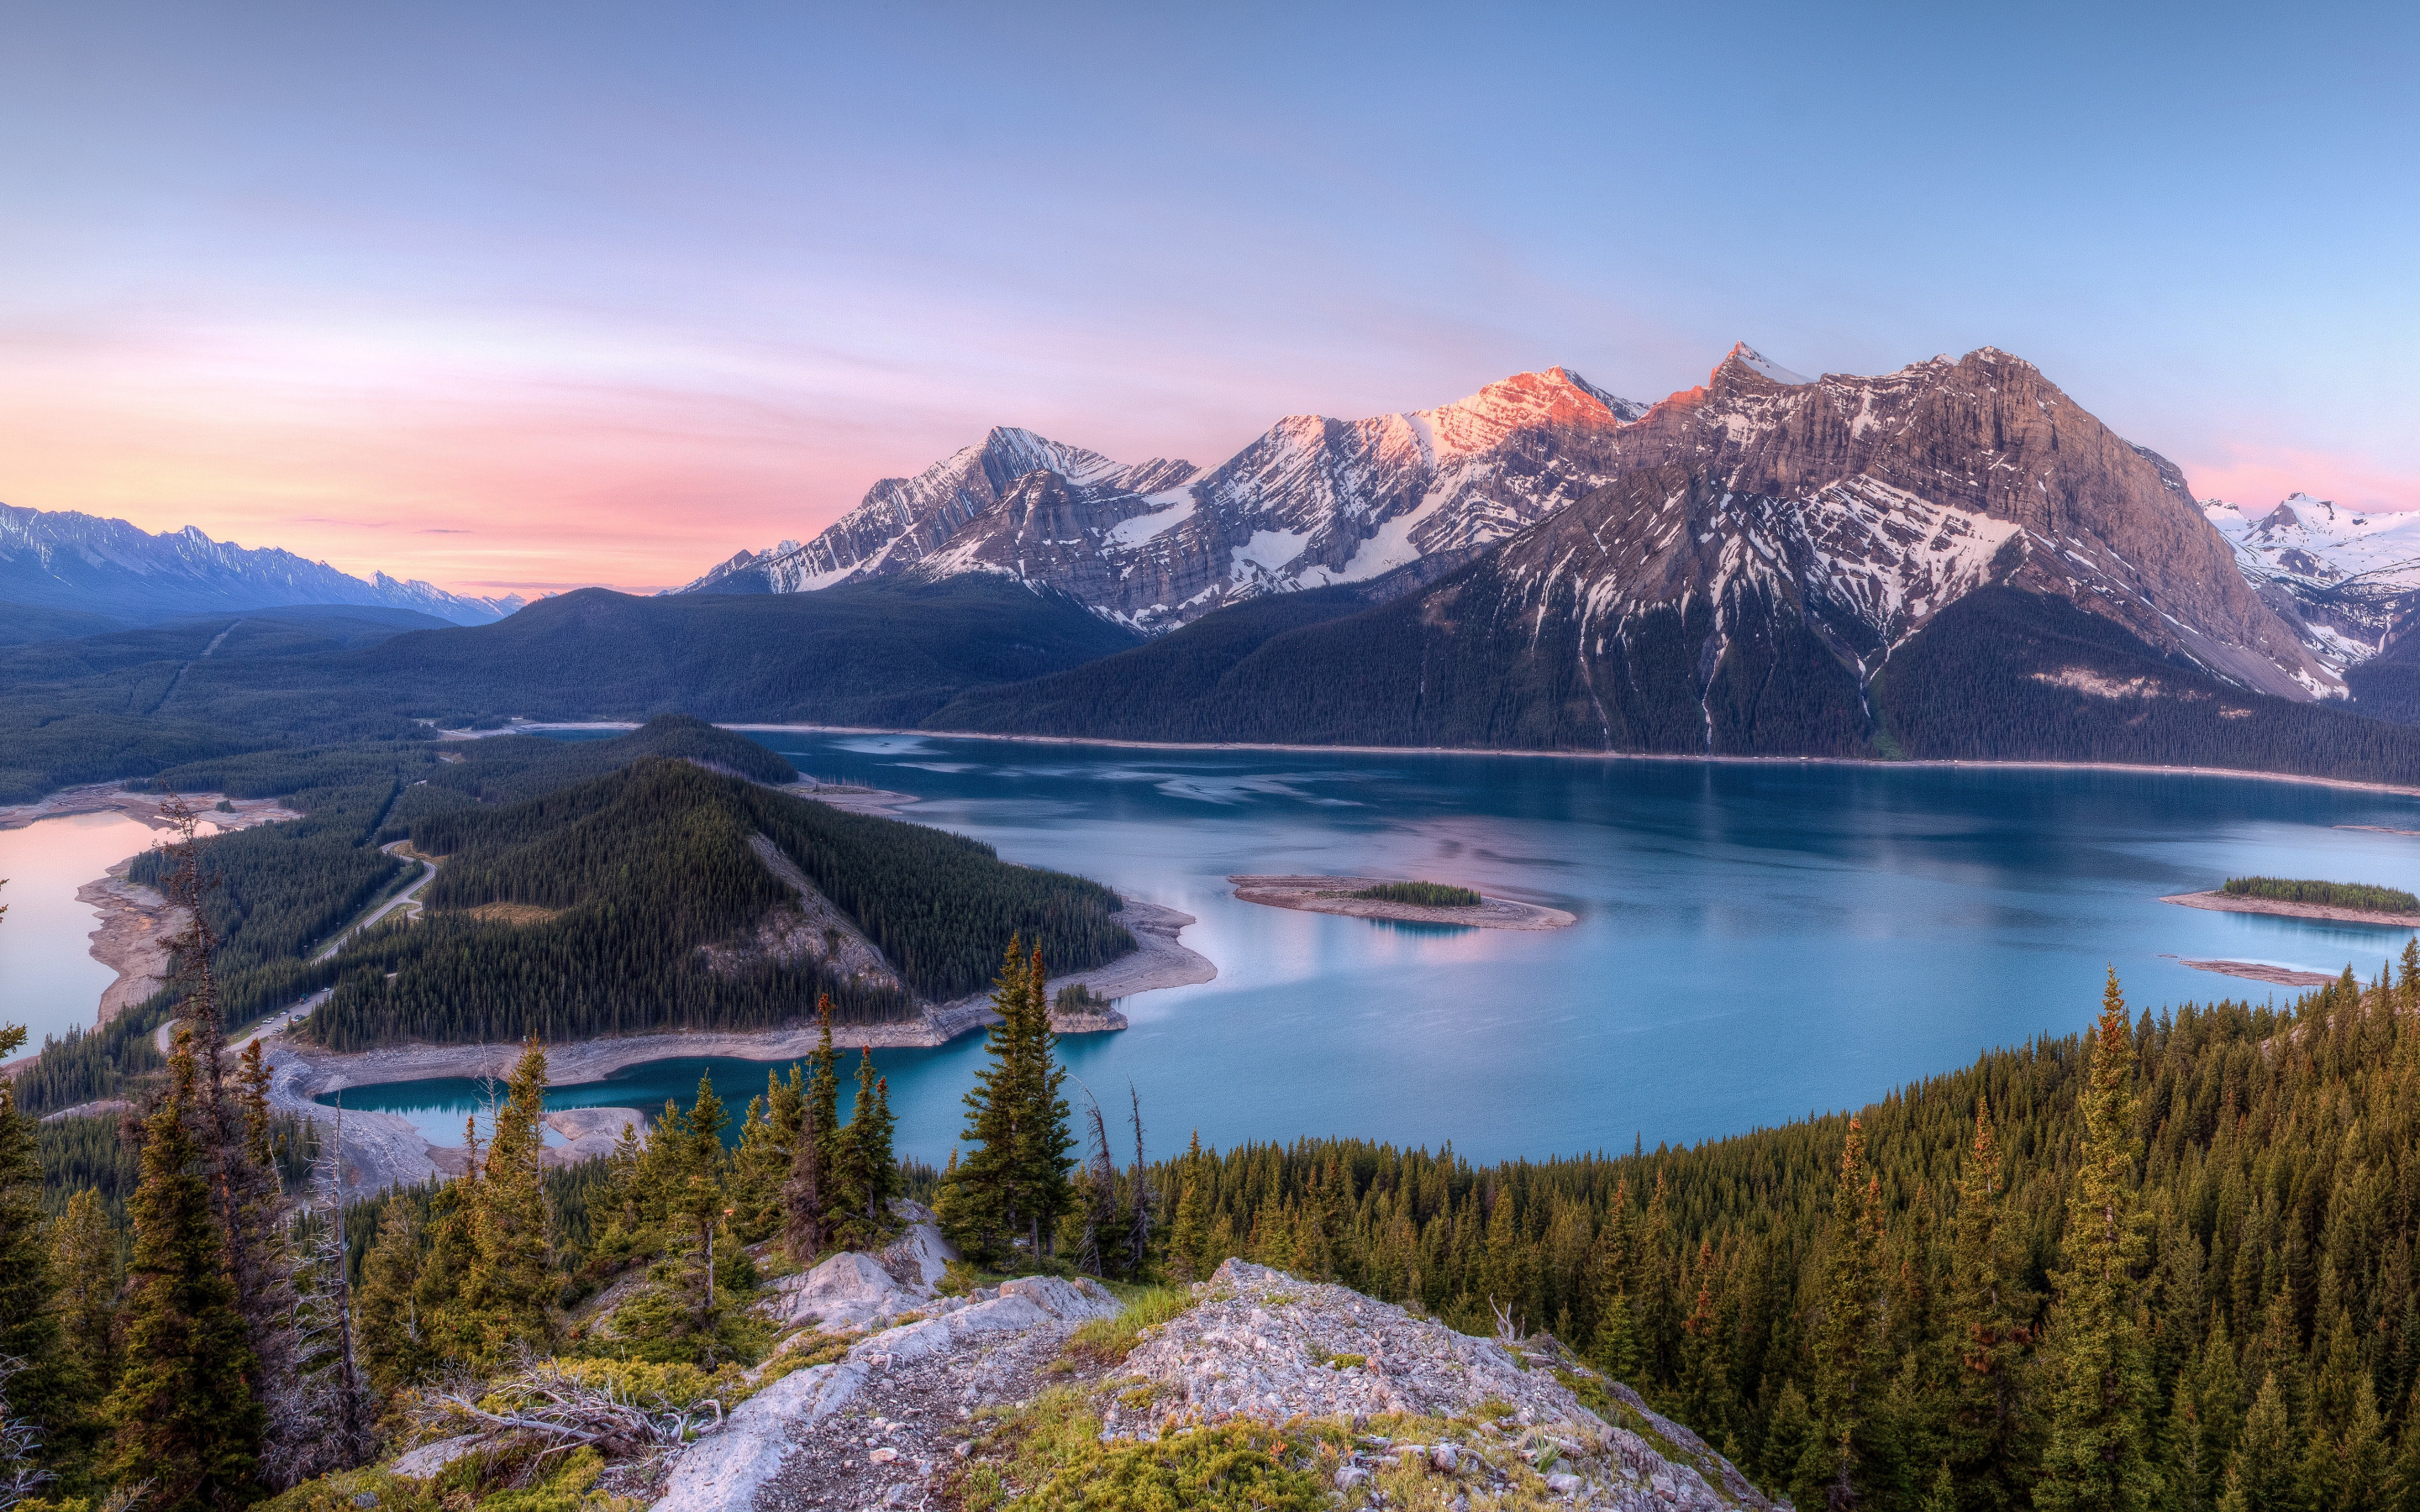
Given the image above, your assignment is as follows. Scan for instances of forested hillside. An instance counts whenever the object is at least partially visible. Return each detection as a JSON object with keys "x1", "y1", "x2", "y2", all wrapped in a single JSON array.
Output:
[
  {"x1": 298, "y1": 758, "x2": 1133, "y2": 1050},
  {"x1": 0, "y1": 578, "x2": 1134, "y2": 804},
  {"x1": 931, "y1": 571, "x2": 2420, "y2": 787},
  {"x1": 1129, "y1": 961, "x2": 2420, "y2": 1510}
]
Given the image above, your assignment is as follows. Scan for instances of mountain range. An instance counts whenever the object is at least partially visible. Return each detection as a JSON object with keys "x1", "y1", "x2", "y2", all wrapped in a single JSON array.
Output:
[
  {"x1": 688, "y1": 344, "x2": 2394, "y2": 740},
  {"x1": 0, "y1": 502, "x2": 524, "y2": 627}
]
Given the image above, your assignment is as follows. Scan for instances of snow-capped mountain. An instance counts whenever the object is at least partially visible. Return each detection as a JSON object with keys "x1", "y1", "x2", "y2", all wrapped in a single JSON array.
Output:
[
  {"x1": 2202, "y1": 493, "x2": 2420, "y2": 666},
  {"x1": 676, "y1": 366, "x2": 1652, "y2": 630},
  {"x1": 684, "y1": 342, "x2": 2334, "y2": 704},
  {"x1": 0, "y1": 503, "x2": 524, "y2": 626}
]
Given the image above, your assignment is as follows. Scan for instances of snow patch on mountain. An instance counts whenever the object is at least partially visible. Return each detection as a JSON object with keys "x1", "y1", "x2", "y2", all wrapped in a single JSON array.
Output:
[{"x1": 2201, "y1": 494, "x2": 2420, "y2": 669}]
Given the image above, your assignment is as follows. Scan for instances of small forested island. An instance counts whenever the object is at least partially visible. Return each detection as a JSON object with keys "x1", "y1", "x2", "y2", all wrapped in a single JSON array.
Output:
[
  {"x1": 2165, "y1": 874, "x2": 2420, "y2": 925},
  {"x1": 1229, "y1": 874, "x2": 1576, "y2": 930}
]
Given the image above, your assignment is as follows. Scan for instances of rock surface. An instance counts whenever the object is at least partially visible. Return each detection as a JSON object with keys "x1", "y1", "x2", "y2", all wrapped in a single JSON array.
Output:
[{"x1": 650, "y1": 1249, "x2": 1779, "y2": 1512}]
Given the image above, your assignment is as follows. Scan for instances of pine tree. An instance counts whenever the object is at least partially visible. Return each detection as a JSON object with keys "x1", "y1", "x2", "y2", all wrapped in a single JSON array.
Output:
[
  {"x1": 674, "y1": 1074, "x2": 729, "y2": 1321},
  {"x1": 782, "y1": 997, "x2": 839, "y2": 1263},
  {"x1": 413, "y1": 1123, "x2": 481, "y2": 1361},
  {"x1": 50, "y1": 1188, "x2": 118, "y2": 1409},
  {"x1": 462, "y1": 1039, "x2": 556, "y2": 1360},
  {"x1": 834, "y1": 1047, "x2": 897, "y2": 1247},
  {"x1": 355, "y1": 1198, "x2": 427, "y2": 1395},
  {"x1": 944, "y1": 938, "x2": 1042, "y2": 1263},
  {"x1": 104, "y1": 1027, "x2": 263, "y2": 1512},
  {"x1": 1169, "y1": 1132, "x2": 1209, "y2": 1283},
  {"x1": 1811, "y1": 1116, "x2": 1886, "y2": 1509},
  {"x1": 2036, "y1": 969, "x2": 2163, "y2": 1512},
  {"x1": 1943, "y1": 1097, "x2": 2033, "y2": 1509},
  {"x1": 1011, "y1": 946, "x2": 1076, "y2": 1260},
  {"x1": 0, "y1": 1017, "x2": 83, "y2": 1484},
  {"x1": 2223, "y1": 1371, "x2": 2301, "y2": 1512}
]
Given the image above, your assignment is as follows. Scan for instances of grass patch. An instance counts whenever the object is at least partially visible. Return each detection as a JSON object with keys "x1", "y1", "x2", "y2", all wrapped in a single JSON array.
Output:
[
  {"x1": 2221, "y1": 875, "x2": 2419, "y2": 911},
  {"x1": 460, "y1": 900, "x2": 562, "y2": 926},
  {"x1": 1347, "y1": 880, "x2": 1481, "y2": 907},
  {"x1": 1064, "y1": 1285, "x2": 1198, "y2": 1367},
  {"x1": 955, "y1": 1389, "x2": 1332, "y2": 1511},
  {"x1": 1324, "y1": 1353, "x2": 1368, "y2": 1371}
]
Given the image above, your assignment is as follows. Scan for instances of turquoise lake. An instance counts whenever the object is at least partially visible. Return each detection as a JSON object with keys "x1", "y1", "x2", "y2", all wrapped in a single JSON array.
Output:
[{"x1": 328, "y1": 735, "x2": 2420, "y2": 1164}]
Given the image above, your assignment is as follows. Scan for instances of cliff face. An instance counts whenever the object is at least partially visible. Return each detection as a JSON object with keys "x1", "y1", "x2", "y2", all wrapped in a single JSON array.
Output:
[{"x1": 1573, "y1": 346, "x2": 2333, "y2": 700}]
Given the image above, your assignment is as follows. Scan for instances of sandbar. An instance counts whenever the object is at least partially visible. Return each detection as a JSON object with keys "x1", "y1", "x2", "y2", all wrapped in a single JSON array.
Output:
[
  {"x1": 2168, "y1": 957, "x2": 2338, "y2": 988},
  {"x1": 1229, "y1": 875, "x2": 1575, "y2": 930},
  {"x1": 2160, "y1": 890, "x2": 2420, "y2": 929}
]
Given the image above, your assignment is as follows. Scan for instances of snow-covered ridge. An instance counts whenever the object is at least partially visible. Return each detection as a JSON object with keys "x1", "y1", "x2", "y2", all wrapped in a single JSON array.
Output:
[
  {"x1": 675, "y1": 365, "x2": 1653, "y2": 631},
  {"x1": 0, "y1": 503, "x2": 523, "y2": 626},
  {"x1": 2201, "y1": 493, "x2": 2420, "y2": 670}
]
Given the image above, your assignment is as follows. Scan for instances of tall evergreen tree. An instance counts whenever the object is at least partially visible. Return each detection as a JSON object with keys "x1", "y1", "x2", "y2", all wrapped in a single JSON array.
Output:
[
  {"x1": 355, "y1": 1199, "x2": 427, "y2": 1396},
  {"x1": 104, "y1": 1028, "x2": 262, "y2": 1512},
  {"x1": 1943, "y1": 1097, "x2": 2034, "y2": 1509},
  {"x1": 941, "y1": 937, "x2": 1044, "y2": 1263},
  {"x1": 462, "y1": 1039, "x2": 556, "y2": 1360},
  {"x1": 1169, "y1": 1132, "x2": 1209, "y2": 1284},
  {"x1": 50, "y1": 1188, "x2": 118, "y2": 1411},
  {"x1": 833, "y1": 1047, "x2": 897, "y2": 1247},
  {"x1": 781, "y1": 998, "x2": 840, "y2": 1262},
  {"x1": 1010, "y1": 946, "x2": 1076, "y2": 1259},
  {"x1": 0, "y1": 1017, "x2": 83, "y2": 1488},
  {"x1": 1809, "y1": 1116, "x2": 1886, "y2": 1510},
  {"x1": 2035, "y1": 969, "x2": 2162, "y2": 1512}
]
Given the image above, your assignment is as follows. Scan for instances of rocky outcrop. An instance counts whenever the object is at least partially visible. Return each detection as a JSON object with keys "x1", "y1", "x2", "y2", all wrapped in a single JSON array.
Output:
[{"x1": 651, "y1": 1249, "x2": 1778, "y2": 1512}]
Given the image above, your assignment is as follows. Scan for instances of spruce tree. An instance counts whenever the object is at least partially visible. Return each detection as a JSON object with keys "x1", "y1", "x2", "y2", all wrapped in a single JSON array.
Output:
[
  {"x1": 463, "y1": 1039, "x2": 556, "y2": 1360},
  {"x1": 0, "y1": 1019, "x2": 82, "y2": 1483},
  {"x1": 1169, "y1": 1132, "x2": 1209, "y2": 1283},
  {"x1": 833, "y1": 1047, "x2": 896, "y2": 1247},
  {"x1": 944, "y1": 938, "x2": 1042, "y2": 1263},
  {"x1": 1810, "y1": 1116, "x2": 1886, "y2": 1510},
  {"x1": 1943, "y1": 1097, "x2": 2034, "y2": 1509},
  {"x1": 2035, "y1": 969, "x2": 2162, "y2": 1512},
  {"x1": 1010, "y1": 945, "x2": 1076, "y2": 1260},
  {"x1": 50, "y1": 1188, "x2": 118, "y2": 1410},
  {"x1": 355, "y1": 1198, "x2": 427, "y2": 1395},
  {"x1": 105, "y1": 1027, "x2": 262, "y2": 1512},
  {"x1": 782, "y1": 998, "x2": 839, "y2": 1263},
  {"x1": 2221, "y1": 1372, "x2": 2299, "y2": 1512},
  {"x1": 674, "y1": 1074, "x2": 729, "y2": 1320}
]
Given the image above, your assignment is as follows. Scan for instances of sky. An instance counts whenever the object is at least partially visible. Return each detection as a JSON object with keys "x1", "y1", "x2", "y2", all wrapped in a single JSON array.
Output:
[{"x1": 1, "y1": 3, "x2": 2413, "y2": 597}]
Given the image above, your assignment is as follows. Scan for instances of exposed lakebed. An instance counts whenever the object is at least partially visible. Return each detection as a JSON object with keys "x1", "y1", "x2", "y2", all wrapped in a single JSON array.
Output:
[{"x1": 331, "y1": 737, "x2": 2420, "y2": 1163}]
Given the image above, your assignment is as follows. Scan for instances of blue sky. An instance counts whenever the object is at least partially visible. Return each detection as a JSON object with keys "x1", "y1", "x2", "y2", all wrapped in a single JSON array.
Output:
[{"x1": 0, "y1": 1, "x2": 2411, "y2": 591}]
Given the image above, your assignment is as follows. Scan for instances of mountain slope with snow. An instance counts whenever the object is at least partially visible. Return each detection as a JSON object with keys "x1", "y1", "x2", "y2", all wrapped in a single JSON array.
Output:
[
  {"x1": 676, "y1": 366, "x2": 1652, "y2": 630},
  {"x1": 0, "y1": 504, "x2": 524, "y2": 626},
  {"x1": 2202, "y1": 493, "x2": 2420, "y2": 667}
]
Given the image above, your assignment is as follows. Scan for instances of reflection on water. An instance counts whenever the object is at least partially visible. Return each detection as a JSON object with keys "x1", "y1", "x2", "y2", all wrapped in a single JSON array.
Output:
[
  {"x1": 337, "y1": 737, "x2": 2420, "y2": 1163},
  {"x1": 0, "y1": 811, "x2": 172, "y2": 1047}
]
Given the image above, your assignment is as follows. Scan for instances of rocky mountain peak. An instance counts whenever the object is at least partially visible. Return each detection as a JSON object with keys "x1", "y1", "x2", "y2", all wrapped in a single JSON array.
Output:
[{"x1": 1720, "y1": 342, "x2": 1813, "y2": 386}]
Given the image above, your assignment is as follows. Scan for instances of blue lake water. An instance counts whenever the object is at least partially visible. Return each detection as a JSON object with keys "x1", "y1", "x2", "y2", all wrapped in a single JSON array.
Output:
[{"x1": 325, "y1": 737, "x2": 2420, "y2": 1164}]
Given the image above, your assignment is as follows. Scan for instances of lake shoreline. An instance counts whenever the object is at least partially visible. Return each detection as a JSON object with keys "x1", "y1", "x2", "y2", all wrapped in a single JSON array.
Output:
[
  {"x1": 481, "y1": 721, "x2": 2420, "y2": 804},
  {"x1": 1229, "y1": 874, "x2": 1576, "y2": 930},
  {"x1": 2160, "y1": 890, "x2": 2420, "y2": 929}
]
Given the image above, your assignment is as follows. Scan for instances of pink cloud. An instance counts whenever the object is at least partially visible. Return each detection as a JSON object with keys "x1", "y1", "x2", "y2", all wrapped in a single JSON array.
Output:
[{"x1": 2182, "y1": 442, "x2": 2420, "y2": 517}]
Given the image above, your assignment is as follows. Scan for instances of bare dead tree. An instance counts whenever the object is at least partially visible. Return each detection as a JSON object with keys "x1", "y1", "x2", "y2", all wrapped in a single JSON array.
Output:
[
  {"x1": 1076, "y1": 1090, "x2": 1117, "y2": 1278},
  {"x1": 0, "y1": 1356, "x2": 50, "y2": 1512},
  {"x1": 415, "y1": 1357, "x2": 723, "y2": 1469},
  {"x1": 261, "y1": 1105, "x2": 376, "y2": 1488},
  {"x1": 1126, "y1": 1081, "x2": 1152, "y2": 1278}
]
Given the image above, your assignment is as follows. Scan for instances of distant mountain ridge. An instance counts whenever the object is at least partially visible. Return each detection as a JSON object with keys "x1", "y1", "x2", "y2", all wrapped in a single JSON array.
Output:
[
  {"x1": 676, "y1": 364, "x2": 1654, "y2": 631},
  {"x1": 0, "y1": 502, "x2": 524, "y2": 626},
  {"x1": 681, "y1": 344, "x2": 2348, "y2": 707}
]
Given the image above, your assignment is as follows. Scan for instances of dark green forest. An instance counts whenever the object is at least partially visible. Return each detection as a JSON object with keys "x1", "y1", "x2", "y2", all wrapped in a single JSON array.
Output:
[
  {"x1": 0, "y1": 578, "x2": 1134, "y2": 802},
  {"x1": 298, "y1": 757, "x2": 1132, "y2": 1050},
  {"x1": 2223, "y1": 877, "x2": 2420, "y2": 912}
]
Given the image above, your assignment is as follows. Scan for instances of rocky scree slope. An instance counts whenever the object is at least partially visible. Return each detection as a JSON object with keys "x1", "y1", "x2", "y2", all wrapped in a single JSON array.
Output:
[
  {"x1": 0, "y1": 501, "x2": 523, "y2": 625},
  {"x1": 655, "y1": 1236, "x2": 1778, "y2": 1512},
  {"x1": 676, "y1": 367, "x2": 1653, "y2": 633}
]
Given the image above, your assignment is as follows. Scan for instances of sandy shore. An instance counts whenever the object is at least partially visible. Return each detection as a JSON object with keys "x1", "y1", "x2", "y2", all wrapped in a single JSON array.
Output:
[
  {"x1": 2167, "y1": 956, "x2": 2338, "y2": 987},
  {"x1": 78, "y1": 864, "x2": 183, "y2": 1025},
  {"x1": 1230, "y1": 875, "x2": 1576, "y2": 931},
  {"x1": 0, "y1": 783, "x2": 302, "y2": 833},
  {"x1": 2161, "y1": 890, "x2": 2420, "y2": 928}
]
